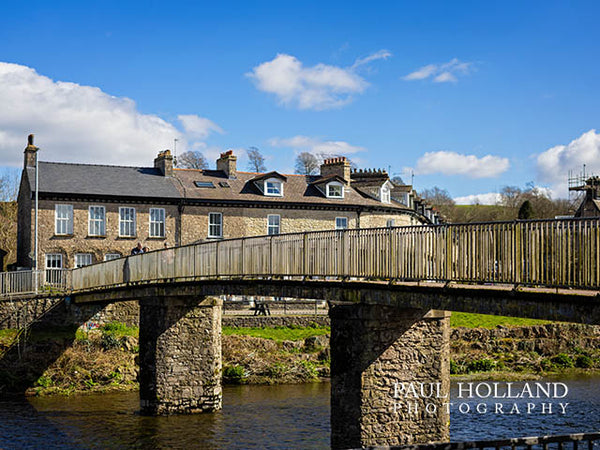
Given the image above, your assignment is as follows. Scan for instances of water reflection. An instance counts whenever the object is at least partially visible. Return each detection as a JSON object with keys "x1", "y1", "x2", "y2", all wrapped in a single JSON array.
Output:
[{"x1": 0, "y1": 376, "x2": 597, "y2": 449}]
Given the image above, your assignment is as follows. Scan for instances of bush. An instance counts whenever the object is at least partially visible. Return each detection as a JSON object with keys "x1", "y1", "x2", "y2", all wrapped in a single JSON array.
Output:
[
  {"x1": 575, "y1": 355, "x2": 593, "y2": 369},
  {"x1": 467, "y1": 358, "x2": 496, "y2": 372},
  {"x1": 101, "y1": 333, "x2": 121, "y2": 351},
  {"x1": 223, "y1": 365, "x2": 245, "y2": 383},
  {"x1": 551, "y1": 353, "x2": 574, "y2": 368}
]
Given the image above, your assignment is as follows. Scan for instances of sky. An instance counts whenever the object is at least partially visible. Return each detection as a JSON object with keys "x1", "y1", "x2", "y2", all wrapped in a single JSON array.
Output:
[{"x1": 1, "y1": 0, "x2": 599, "y2": 203}]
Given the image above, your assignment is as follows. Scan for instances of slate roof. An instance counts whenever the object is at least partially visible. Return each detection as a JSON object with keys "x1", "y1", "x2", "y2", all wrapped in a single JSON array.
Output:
[
  {"x1": 173, "y1": 168, "x2": 412, "y2": 210},
  {"x1": 27, "y1": 162, "x2": 181, "y2": 199}
]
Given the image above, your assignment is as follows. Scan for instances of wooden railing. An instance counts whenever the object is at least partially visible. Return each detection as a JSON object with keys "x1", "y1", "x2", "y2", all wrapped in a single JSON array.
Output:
[{"x1": 71, "y1": 218, "x2": 600, "y2": 292}]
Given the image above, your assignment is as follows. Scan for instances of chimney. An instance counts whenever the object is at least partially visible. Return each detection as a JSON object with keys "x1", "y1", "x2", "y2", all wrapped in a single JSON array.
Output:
[
  {"x1": 154, "y1": 149, "x2": 174, "y2": 176},
  {"x1": 24, "y1": 134, "x2": 38, "y2": 168},
  {"x1": 320, "y1": 156, "x2": 351, "y2": 183},
  {"x1": 217, "y1": 150, "x2": 237, "y2": 179}
]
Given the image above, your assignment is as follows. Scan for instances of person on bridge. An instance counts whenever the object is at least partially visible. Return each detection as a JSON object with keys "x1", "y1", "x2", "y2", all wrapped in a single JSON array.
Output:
[{"x1": 131, "y1": 243, "x2": 143, "y2": 255}]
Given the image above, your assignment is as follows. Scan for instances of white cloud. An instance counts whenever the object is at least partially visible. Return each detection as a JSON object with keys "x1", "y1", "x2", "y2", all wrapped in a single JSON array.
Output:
[
  {"x1": 454, "y1": 192, "x2": 502, "y2": 205},
  {"x1": 403, "y1": 58, "x2": 473, "y2": 83},
  {"x1": 247, "y1": 51, "x2": 390, "y2": 110},
  {"x1": 178, "y1": 115, "x2": 223, "y2": 139},
  {"x1": 414, "y1": 151, "x2": 510, "y2": 178},
  {"x1": 269, "y1": 135, "x2": 365, "y2": 155},
  {"x1": 0, "y1": 62, "x2": 222, "y2": 167},
  {"x1": 351, "y1": 49, "x2": 392, "y2": 69},
  {"x1": 536, "y1": 130, "x2": 600, "y2": 193}
]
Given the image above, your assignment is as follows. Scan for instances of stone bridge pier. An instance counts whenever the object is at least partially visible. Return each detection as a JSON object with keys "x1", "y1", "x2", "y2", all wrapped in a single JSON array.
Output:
[
  {"x1": 139, "y1": 295, "x2": 222, "y2": 415},
  {"x1": 330, "y1": 304, "x2": 450, "y2": 449}
]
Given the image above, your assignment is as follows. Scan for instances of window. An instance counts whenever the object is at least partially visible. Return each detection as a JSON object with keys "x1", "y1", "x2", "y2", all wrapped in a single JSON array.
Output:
[
  {"x1": 45, "y1": 253, "x2": 63, "y2": 283},
  {"x1": 149, "y1": 208, "x2": 166, "y2": 238},
  {"x1": 208, "y1": 212, "x2": 223, "y2": 238},
  {"x1": 267, "y1": 214, "x2": 280, "y2": 235},
  {"x1": 265, "y1": 179, "x2": 283, "y2": 196},
  {"x1": 74, "y1": 253, "x2": 93, "y2": 268},
  {"x1": 327, "y1": 183, "x2": 344, "y2": 199},
  {"x1": 119, "y1": 207, "x2": 136, "y2": 237},
  {"x1": 55, "y1": 204, "x2": 73, "y2": 235},
  {"x1": 380, "y1": 186, "x2": 391, "y2": 204},
  {"x1": 387, "y1": 219, "x2": 395, "y2": 227},
  {"x1": 335, "y1": 217, "x2": 348, "y2": 230},
  {"x1": 104, "y1": 253, "x2": 121, "y2": 261},
  {"x1": 45, "y1": 253, "x2": 63, "y2": 269},
  {"x1": 88, "y1": 206, "x2": 105, "y2": 236}
]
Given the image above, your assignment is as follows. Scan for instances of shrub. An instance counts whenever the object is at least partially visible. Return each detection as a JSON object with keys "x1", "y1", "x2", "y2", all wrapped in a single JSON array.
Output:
[
  {"x1": 575, "y1": 355, "x2": 593, "y2": 369},
  {"x1": 101, "y1": 333, "x2": 121, "y2": 351},
  {"x1": 223, "y1": 365, "x2": 245, "y2": 383},
  {"x1": 551, "y1": 353, "x2": 574, "y2": 368},
  {"x1": 467, "y1": 358, "x2": 496, "y2": 372}
]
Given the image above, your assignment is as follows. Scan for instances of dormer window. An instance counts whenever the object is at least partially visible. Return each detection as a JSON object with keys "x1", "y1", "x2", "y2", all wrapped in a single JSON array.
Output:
[
  {"x1": 265, "y1": 178, "x2": 283, "y2": 196},
  {"x1": 326, "y1": 182, "x2": 344, "y2": 199},
  {"x1": 380, "y1": 185, "x2": 391, "y2": 204}
]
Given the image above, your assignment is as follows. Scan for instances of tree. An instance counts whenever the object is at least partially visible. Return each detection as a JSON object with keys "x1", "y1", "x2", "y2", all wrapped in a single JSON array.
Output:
[
  {"x1": 419, "y1": 187, "x2": 455, "y2": 206},
  {"x1": 0, "y1": 174, "x2": 18, "y2": 270},
  {"x1": 247, "y1": 147, "x2": 266, "y2": 172},
  {"x1": 294, "y1": 152, "x2": 320, "y2": 175},
  {"x1": 176, "y1": 151, "x2": 208, "y2": 170},
  {"x1": 518, "y1": 200, "x2": 534, "y2": 219}
]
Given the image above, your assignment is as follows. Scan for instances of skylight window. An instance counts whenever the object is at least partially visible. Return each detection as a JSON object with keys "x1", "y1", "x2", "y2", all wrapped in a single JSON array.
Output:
[{"x1": 194, "y1": 181, "x2": 216, "y2": 188}]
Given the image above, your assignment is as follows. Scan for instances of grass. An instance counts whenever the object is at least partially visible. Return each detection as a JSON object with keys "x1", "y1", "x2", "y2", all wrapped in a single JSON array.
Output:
[
  {"x1": 223, "y1": 325, "x2": 330, "y2": 342},
  {"x1": 450, "y1": 312, "x2": 552, "y2": 329}
]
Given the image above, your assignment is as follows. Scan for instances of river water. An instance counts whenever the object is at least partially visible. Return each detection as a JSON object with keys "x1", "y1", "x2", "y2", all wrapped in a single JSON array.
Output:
[{"x1": 1, "y1": 375, "x2": 598, "y2": 449}]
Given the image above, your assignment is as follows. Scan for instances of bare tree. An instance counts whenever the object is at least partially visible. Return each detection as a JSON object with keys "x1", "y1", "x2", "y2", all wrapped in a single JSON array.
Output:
[
  {"x1": 0, "y1": 173, "x2": 18, "y2": 270},
  {"x1": 294, "y1": 152, "x2": 320, "y2": 175},
  {"x1": 176, "y1": 151, "x2": 208, "y2": 170},
  {"x1": 247, "y1": 147, "x2": 266, "y2": 172},
  {"x1": 0, "y1": 171, "x2": 19, "y2": 202}
]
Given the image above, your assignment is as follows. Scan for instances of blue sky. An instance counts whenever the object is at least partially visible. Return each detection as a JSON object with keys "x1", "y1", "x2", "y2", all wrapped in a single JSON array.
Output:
[{"x1": 1, "y1": 0, "x2": 599, "y2": 202}]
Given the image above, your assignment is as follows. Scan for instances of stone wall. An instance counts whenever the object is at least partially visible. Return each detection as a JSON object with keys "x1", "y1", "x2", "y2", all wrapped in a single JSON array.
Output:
[
  {"x1": 330, "y1": 305, "x2": 450, "y2": 448},
  {"x1": 139, "y1": 296, "x2": 222, "y2": 415},
  {"x1": 32, "y1": 200, "x2": 179, "y2": 269},
  {"x1": 359, "y1": 210, "x2": 417, "y2": 228},
  {"x1": 222, "y1": 315, "x2": 329, "y2": 328}
]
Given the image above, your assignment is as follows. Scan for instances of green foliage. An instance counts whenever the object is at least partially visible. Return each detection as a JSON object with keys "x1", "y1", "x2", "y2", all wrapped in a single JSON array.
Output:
[
  {"x1": 265, "y1": 362, "x2": 288, "y2": 378},
  {"x1": 36, "y1": 375, "x2": 53, "y2": 388},
  {"x1": 100, "y1": 333, "x2": 121, "y2": 351},
  {"x1": 518, "y1": 200, "x2": 534, "y2": 219},
  {"x1": 223, "y1": 365, "x2": 246, "y2": 384},
  {"x1": 551, "y1": 353, "x2": 574, "y2": 368},
  {"x1": 222, "y1": 325, "x2": 330, "y2": 342},
  {"x1": 575, "y1": 355, "x2": 593, "y2": 369},
  {"x1": 101, "y1": 322, "x2": 138, "y2": 338},
  {"x1": 467, "y1": 358, "x2": 497, "y2": 372},
  {"x1": 450, "y1": 312, "x2": 551, "y2": 329},
  {"x1": 298, "y1": 360, "x2": 319, "y2": 379}
]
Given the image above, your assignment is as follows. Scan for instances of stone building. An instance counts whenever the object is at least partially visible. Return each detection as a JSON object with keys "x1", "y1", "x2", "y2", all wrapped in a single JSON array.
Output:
[
  {"x1": 572, "y1": 176, "x2": 600, "y2": 218},
  {"x1": 16, "y1": 136, "x2": 437, "y2": 270}
]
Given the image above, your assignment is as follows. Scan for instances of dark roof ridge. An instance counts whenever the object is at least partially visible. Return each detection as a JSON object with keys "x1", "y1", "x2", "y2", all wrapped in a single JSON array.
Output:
[{"x1": 39, "y1": 160, "x2": 152, "y2": 170}]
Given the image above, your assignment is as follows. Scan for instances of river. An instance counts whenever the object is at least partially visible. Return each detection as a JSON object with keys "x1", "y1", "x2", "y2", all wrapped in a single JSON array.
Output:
[{"x1": 0, "y1": 375, "x2": 598, "y2": 449}]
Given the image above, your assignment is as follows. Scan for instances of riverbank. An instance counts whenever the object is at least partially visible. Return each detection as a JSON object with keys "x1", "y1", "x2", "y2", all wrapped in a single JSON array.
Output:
[{"x1": 1, "y1": 319, "x2": 599, "y2": 396}]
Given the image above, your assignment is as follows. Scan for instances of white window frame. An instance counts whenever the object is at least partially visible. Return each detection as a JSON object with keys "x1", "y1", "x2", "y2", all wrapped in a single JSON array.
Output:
[
  {"x1": 267, "y1": 214, "x2": 280, "y2": 235},
  {"x1": 149, "y1": 208, "x2": 166, "y2": 238},
  {"x1": 74, "y1": 253, "x2": 93, "y2": 268},
  {"x1": 326, "y1": 182, "x2": 344, "y2": 199},
  {"x1": 208, "y1": 212, "x2": 223, "y2": 238},
  {"x1": 45, "y1": 253, "x2": 63, "y2": 269},
  {"x1": 104, "y1": 253, "x2": 121, "y2": 261},
  {"x1": 380, "y1": 184, "x2": 391, "y2": 204},
  {"x1": 119, "y1": 207, "x2": 136, "y2": 237},
  {"x1": 264, "y1": 178, "x2": 283, "y2": 197},
  {"x1": 387, "y1": 219, "x2": 395, "y2": 227},
  {"x1": 335, "y1": 217, "x2": 348, "y2": 230},
  {"x1": 88, "y1": 206, "x2": 106, "y2": 237},
  {"x1": 55, "y1": 204, "x2": 73, "y2": 235}
]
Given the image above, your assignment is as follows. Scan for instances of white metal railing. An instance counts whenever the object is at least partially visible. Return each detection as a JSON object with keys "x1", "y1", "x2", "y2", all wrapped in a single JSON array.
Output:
[
  {"x1": 71, "y1": 218, "x2": 600, "y2": 293},
  {"x1": 0, "y1": 269, "x2": 71, "y2": 298}
]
